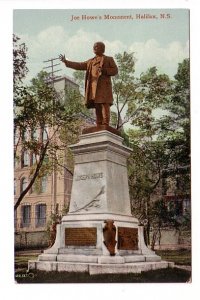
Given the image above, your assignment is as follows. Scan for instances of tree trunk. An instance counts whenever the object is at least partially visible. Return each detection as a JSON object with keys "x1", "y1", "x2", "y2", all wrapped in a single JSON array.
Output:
[{"x1": 14, "y1": 140, "x2": 49, "y2": 211}]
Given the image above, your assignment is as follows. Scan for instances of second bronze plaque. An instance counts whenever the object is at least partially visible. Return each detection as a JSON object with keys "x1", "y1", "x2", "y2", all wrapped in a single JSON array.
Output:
[{"x1": 117, "y1": 227, "x2": 138, "y2": 250}]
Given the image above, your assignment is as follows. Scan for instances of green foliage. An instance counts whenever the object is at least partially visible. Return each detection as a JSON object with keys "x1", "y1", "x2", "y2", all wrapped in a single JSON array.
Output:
[
  {"x1": 15, "y1": 71, "x2": 71, "y2": 130},
  {"x1": 131, "y1": 68, "x2": 171, "y2": 137},
  {"x1": 150, "y1": 199, "x2": 175, "y2": 227},
  {"x1": 113, "y1": 52, "x2": 137, "y2": 129},
  {"x1": 125, "y1": 58, "x2": 190, "y2": 246},
  {"x1": 14, "y1": 67, "x2": 85, "y2": 209},
  {"x1": 73, "y1": 70, "x2": 85, "y2": 90},
  {"x1": 128, "y1": 139, "x2": 167, "y2": 224},
  {"x1": 140, "y1": 67, "x2": 172, "y2": 106},
  {"x1": 113, "y1": 52, "x2": 172, "y2": 133},
  {"x1": 159, "y1": 59, "x2": 190, "y2": 149},
  {"x1": 115, "y1": 51, "x2": 135, "y2": 81},
  {"x1": 64, "y1": 86, "x2": 88, "y2": 117},
  {"x1": 13, "y1": 34, "x2": 28, "y2": 87}
]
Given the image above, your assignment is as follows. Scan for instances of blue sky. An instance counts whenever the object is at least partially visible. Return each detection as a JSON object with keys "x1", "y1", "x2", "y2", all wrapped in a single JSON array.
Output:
[
  {"x1": 14, "y1": 9, "x2": 189, "y2": 45},
  {"x1": 13, "y1": 9, "x2": 189, "y2": 82}
]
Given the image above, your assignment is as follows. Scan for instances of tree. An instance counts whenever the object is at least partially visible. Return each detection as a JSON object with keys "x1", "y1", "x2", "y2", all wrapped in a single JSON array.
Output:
[
  {"x1": 112, "y1": 53, "x2": 172, "y2": 133},
  {"x1": 73, "y1": 70, "x2": 85, "y2": 90},
  {"x1": 112, "y1": 52, "x2": 137, "y2": 129},
  {"x1": 159, "y1": 59, "x2": 191, "y2": 232},
  {"x1": 73, "y1": 70, "x2": 95, "y2": 121},
  {"x1": 125, "y1": 65, "x2": 173, "y2": 216},
  {"x1": 13, "y1": 34, "x2": 28, "y2": 88},
  {"x1": 127, "y1": 137, "x2": 171, "y2": 245},
  {"x1": 14, "y1": 71, "x2": 85, "y2": 211},
  {"x1": 149, "y1": 198, "x2": 176, "y2": 250},
  {"x1": 159, "y1": 58, "x2": 190, "y2": 165},
  {"x1": 13, "y1": 34, "x2": 29, "y2": 155},
  {"x1": 126, "y1": 59, "x2": 190, "y2": 246}
]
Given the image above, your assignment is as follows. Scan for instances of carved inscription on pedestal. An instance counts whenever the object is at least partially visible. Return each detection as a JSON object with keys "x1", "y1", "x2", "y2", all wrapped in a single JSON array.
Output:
[
  {"x1": 117, "y1": 227, "x2": 138, "y2": 250},
  {"x1": 65, "y1": 227, "x2": 97, "y2": 246}
]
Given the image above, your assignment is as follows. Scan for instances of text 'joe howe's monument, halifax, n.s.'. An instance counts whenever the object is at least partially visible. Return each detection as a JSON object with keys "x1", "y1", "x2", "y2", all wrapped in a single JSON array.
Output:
[{"x1": 28, "y1": 42, "x2": 173, "y2": 274}]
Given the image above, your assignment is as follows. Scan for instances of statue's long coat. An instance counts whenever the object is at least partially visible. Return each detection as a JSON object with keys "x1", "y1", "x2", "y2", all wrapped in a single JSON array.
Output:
[{"x1": 65, "y1": 55, "x2": 118, "y2": 108}]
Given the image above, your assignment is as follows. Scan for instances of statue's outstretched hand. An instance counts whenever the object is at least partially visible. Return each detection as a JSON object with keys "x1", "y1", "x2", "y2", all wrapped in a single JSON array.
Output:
[{"x1": 59, "y1": 54, "x2": 66, "y2": 63}]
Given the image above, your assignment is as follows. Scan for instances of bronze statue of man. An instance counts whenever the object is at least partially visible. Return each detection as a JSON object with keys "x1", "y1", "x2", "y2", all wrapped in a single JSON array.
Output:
[{"x1": 59, "y1": 42, "x2": 118, "y2": 127}]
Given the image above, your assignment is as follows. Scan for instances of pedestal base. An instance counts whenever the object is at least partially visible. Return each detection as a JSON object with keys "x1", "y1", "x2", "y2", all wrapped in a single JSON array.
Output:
[{"x1": 28, "y1": 213, "x2": 174, "y2": 274}]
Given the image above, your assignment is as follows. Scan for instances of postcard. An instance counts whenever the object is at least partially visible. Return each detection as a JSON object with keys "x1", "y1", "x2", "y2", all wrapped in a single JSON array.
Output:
[{"x1": 0, "y1": 1, "x2": 199, "y2": 299}]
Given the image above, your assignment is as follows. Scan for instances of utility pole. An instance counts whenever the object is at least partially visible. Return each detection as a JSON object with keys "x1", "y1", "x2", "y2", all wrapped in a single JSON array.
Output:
[
  {"x1": 43, "y1": 58, "x2": 62, "y2": 216},
  {"x1": 43, "y1": 57, "x2": 62, "y2": 87}
]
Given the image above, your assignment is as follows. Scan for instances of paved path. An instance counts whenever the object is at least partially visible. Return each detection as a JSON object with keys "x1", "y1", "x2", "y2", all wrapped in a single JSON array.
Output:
[{"x1": 174, "y1": 265, "x2": 191, "y2": 271}]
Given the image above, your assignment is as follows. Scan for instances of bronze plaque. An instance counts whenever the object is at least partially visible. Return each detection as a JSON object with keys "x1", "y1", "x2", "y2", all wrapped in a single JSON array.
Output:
[
  {"x1": 65, "y1": 227, "x2": 97, "y2": 246},
  {"x1": 117, "y1": 227, "x2": 138, "y2": 250}
]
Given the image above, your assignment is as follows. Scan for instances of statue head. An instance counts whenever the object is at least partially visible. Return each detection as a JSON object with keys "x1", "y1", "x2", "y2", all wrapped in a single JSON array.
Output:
[{"x1": 93, "y1": 42, "x2": 105, "y2": 55}]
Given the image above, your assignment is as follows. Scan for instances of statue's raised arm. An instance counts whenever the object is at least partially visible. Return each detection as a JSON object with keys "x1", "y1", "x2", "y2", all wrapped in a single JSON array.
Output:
[{"x1": 59, "y1": 54, "x2": 66, "y2": 63}]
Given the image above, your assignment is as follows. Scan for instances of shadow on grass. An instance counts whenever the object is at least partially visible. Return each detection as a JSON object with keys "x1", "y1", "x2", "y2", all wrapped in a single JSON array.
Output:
[{"x1": 15, "y1": 268, "x2": 191, "y2": 284}]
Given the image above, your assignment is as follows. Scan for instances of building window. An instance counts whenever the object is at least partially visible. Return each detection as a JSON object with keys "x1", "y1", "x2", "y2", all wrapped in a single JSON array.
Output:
[
  {"x1": 22, "y1": 130, "x2": 28, "y2": 141},
  {"x1": 183, "y1": 198, "x2": 191, "y2": 215},
  {"x1": 32, "y1": 129, "x2": 38, "y2": 140},
  {"x1": 14, "y1": 179, "x2": 16, "y2": 195},
  {"x1": 31, "y1": 152, "x2": 37, "y2": 165},
  {"x1": 30, "y1": 181, "x2": 37, "y2": 194},
  {"x1": 43, "y1": 155, "x2": 49, "y2": 163},
  {"x1": 42, "y1": 127, "x2": 48, "y2": 142},
  {"x1": 14, "y1": 157, "x2": 18, "y2": 168},
  {"x1": 175, "y1": 200, "x2": 183, "y2": 216},
  {"x1": 41, "y1": 176, "x2": 48, "y2": 193},
  {"x1": 22, "y1": 151, "x2": 29, "y2": 167},
  {"x1": 14, "y1": 129, "x2": 19, "y2": 146},
  {"x1": 30, "y1": 176, "x2": 47, "y2": 194},
  {"x1": 14, "y1": 210, "x2": 17, "y2": 229},
  {"x1": 21, "y1": 205, "x2": 31, "y2": 227},
  {"x1": 21, "y1": 177, "x2": 28, "y2": 193},
  {"x1": 35, "y1": 204, "x2": 46, "y2": 227}
]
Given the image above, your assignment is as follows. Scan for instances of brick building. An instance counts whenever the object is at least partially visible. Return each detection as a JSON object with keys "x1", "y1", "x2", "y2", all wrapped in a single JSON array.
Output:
[{"x1": 14, "y1": 76, "x2": 95, "y2": 249}]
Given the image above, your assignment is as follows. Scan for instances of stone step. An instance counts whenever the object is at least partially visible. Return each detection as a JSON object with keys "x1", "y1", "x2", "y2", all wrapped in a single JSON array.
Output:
[
  {"x1": 57, "y1": 254, "x2": 98, "y2": 263},
  {"x1": 57, "y1": 254, "x2": 145, "y2": 264},
  {"x1": 145, "y1": 255, "x2": 162, "y2": 262},
  {"x1": 89, "y1": 261, "x2": 171, "y2": 275},
  {"x1": 118, "y1": 250, "x2": 142, "y2": 255},
  {"x1": 28, "y1": 260, "x2": 173, "y2": 274},
  {"x1": 39, "y1": 253, "x2": 150, "y2": 264},
  {"x1": 98, "y1": 256, "x2": 125, "y2": 264},
  {"x1": 58, "y1": 247, "x2": 102, "y2": 256},
  {"x1": 38, "y1": 254, "x2": 57, "y2": 261},
  {"x1": 124, "y1": 255, "x2": 146, "y2": 263}
]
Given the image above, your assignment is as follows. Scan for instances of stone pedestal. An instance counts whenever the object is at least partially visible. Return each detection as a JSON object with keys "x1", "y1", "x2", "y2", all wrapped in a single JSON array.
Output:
[
  {"x1": 68, "y1": 130, "x2": 132, "y2": 216},
  {"x1": 28, "y1": 130, "x2": 173, "y2": 274}
]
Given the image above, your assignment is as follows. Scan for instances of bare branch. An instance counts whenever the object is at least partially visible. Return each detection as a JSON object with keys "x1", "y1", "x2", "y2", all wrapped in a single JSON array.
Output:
[
  {"x1": 55, "y1": 161, "x2": 73, "y2": 176},
  {"x1": 14, "y1": 140, "x2": 49, "y2": 211}
]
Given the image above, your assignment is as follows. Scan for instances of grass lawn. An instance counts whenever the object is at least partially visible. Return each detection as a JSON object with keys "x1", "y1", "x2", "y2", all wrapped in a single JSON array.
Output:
[
  {"x1": 15, "y1": 268, "x2": 190, "y2": 283},
  {"x1": 156, "y1": 249, "x2": 191, "y2": 266},
  {"x1": 14, "y1": 249, "x2": 191, "y2": 283},
  {"x1": 15, "y1": 255, "x2": 38, "y2": 270}
]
